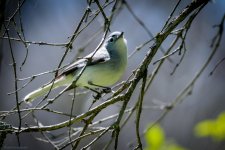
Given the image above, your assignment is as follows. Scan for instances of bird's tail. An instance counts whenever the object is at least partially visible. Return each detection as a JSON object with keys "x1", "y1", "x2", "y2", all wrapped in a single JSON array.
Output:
[{"x1": 24, "y1": 76, "x2": 71, "y2": 103}]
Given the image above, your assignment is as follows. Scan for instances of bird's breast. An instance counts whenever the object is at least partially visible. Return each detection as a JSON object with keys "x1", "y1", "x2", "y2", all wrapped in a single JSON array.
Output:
[{"x1": 75, "y1": 57, "x2": 126, "y2": 88}]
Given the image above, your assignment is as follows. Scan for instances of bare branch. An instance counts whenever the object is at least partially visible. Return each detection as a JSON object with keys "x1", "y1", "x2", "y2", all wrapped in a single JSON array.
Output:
[{"x1": 2, "y1": 1, "x2": 217, "y2": 149}]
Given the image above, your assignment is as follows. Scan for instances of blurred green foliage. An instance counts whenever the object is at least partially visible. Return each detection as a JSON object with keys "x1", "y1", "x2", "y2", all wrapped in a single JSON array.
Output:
[
  {"x1": 144, "y1": 124, "x2": 187, "y2": 150},
  {"x1": 194, "y1": 111, "x2": 225, "y2": 141}
]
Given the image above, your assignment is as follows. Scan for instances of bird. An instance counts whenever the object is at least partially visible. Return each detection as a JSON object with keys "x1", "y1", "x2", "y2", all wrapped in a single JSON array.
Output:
[{"x1": 24, "y1": 31, "x2": 128, "y2": 103}]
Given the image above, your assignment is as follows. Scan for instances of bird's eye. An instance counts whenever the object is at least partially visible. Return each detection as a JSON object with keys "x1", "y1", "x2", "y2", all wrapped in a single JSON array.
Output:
[{"x1": 109, "y1": 38, "x2": 114, "y2": 42}]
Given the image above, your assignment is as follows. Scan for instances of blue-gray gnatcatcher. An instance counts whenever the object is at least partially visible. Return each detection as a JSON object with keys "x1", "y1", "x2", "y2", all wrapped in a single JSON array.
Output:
[{"x1": 24, "y1": 31, "x2": 127, "y2": 102}]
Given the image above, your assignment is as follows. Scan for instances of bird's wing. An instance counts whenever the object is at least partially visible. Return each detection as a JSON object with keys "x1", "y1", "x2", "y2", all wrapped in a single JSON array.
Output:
[{"x1": 59, "y1": 49, "x2": 110, "y2": 76}]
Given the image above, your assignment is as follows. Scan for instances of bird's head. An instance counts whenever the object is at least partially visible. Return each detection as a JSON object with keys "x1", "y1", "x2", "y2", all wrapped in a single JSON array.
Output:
[{"x1": 105, "y1": 31, "x2": 127, "y2": 53}]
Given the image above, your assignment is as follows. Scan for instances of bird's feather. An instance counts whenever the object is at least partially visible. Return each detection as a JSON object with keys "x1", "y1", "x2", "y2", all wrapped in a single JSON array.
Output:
[{"x1": 59, "y1": 49, "x2": 110, "y2": 76}]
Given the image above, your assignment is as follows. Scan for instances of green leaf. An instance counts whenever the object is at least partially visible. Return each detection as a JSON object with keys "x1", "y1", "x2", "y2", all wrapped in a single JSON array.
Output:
[
  {"x1": 194, "y1": 111, "x2": 225, "y2": 141},
  {"x1": 145, "y1": 124, "x2": 165, "y2": 150}
]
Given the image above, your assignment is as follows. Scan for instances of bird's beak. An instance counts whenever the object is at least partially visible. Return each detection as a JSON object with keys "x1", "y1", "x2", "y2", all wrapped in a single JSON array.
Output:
[{"x1": 118, "y1": 32, "x2": 124, "y2": 39}]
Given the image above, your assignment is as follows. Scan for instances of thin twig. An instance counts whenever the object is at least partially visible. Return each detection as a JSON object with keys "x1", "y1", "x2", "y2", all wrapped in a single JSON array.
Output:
[
  {"x1": 209, "y1": 57, "x2": 225, "y2": 76},
  {"x1": 71, "y1": 114, "x2": 97, "y2": 150},
  {"x1": 68, "y1": 88, "x2": 77, "y2": 148},
  {"x1": 123, "y1": 0, "x2": 172, "y2": 62},
  {"x1": 81, "y1": 126, "x2": 111, "y2": 150},
  {"x1": 0, "y1": 36, "x2": 67, "y2": 46},
  {"x1": 153, "y1": 46, "x2": 181, "y2": 65},
  {"x1": 95, "y1": 0, "x2": 109, "y2": 24},
  {"x1": 18, "y1": 0, "x2": 29, "y2": 68},
  {"x1": 134, "y1": 69, "x2": 147, "y2": 150},
  {"x1": 3, "y1": 0, "x2": 26, "y2": 37},
  {"x1": 161, "y1": 0, "x2": 182, "y2": 31},
  {"x1": 59, "y1": 127, "x2": 106, "y2": 149},
  {"x1": 32, "y1": 113, "x2": 59, "y2": 149},
  {"x1": 3, "y1": 23, "x2": 22, "y2": 132}
]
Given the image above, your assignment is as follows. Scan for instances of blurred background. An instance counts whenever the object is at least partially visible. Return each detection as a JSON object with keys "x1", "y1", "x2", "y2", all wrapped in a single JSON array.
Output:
[{"x1": 0, "y1": 0, "x2": 225, "y2": 149}]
